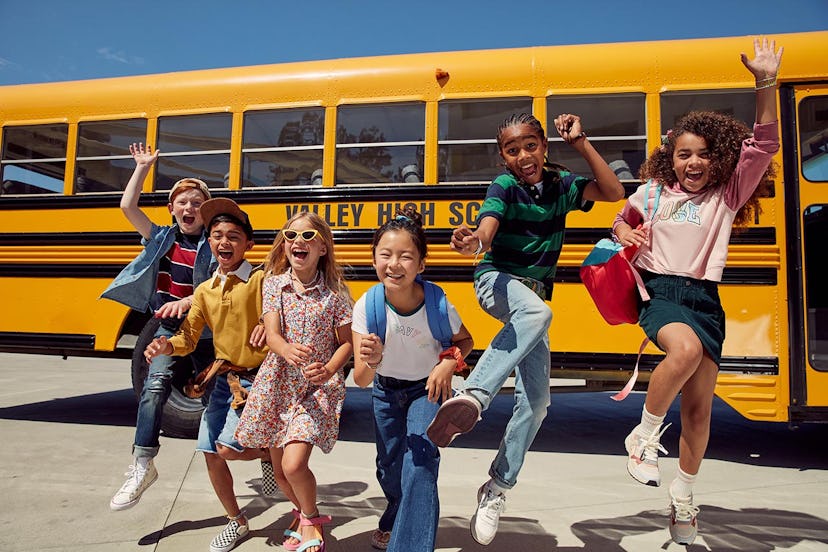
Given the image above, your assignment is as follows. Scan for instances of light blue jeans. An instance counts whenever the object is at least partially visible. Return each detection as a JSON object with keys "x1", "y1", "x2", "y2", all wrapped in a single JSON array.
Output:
[{"x1": 461, "y1": 270, "x2": 552, "y2": 489}]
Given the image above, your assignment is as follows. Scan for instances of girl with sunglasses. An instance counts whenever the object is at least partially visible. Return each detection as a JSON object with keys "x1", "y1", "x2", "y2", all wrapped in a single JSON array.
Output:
[{"x1": 235, "y1": 211, "x2": 353, "y2": 552}]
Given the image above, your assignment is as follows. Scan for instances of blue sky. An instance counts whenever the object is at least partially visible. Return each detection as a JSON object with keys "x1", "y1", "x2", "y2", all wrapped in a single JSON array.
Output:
[{"x1": 0, "y1": 0, "x2": 826, "y2": 86}]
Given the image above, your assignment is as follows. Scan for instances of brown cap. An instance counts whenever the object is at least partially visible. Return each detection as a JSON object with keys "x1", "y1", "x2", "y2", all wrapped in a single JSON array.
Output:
[
  {"x1": 199, "y1": 198, "x2": 254, "y2": 237},
  {"x1": 168, "y1": 178, "x2": 211, "y2": 202}
]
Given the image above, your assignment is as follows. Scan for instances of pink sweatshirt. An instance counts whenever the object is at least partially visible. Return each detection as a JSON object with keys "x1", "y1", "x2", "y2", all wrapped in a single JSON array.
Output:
[{"x1": 612, "y1": 121, "x2": 779, "y2": 282}]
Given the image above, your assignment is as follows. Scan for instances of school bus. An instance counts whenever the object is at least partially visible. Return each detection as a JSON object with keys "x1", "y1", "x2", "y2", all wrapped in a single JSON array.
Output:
[{"x1": 1, "y1": 31, "x2": 826, "y2": 436}]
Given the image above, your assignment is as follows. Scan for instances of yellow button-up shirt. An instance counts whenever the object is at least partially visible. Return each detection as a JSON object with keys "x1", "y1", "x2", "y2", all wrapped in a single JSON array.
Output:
[{"x1": 169, "y1": 260, "x2": 267, "y2": 369}]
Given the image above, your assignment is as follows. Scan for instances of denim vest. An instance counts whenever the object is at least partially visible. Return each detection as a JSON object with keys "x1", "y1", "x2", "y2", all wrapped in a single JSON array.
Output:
[{"x1": 100, "y1": 223, "x2": 214, "y2": 316}]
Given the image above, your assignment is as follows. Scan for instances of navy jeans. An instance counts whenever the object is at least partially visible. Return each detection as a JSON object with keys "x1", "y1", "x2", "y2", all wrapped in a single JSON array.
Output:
[
  {"x1": 372, "y1": 375, "x2": 441, "y2": 552},
  {"x1": 133, "y1": 323, "x2": 213, "y2": 457}
]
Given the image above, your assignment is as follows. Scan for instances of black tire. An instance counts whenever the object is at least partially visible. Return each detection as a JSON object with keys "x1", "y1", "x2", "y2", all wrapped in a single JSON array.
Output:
[{"x1": 131, "y1": 317, "x2": 206, "y2": 439}]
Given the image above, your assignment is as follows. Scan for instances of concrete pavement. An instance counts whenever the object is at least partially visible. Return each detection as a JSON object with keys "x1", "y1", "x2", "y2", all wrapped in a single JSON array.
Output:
[{"x1": 1, "y1": 352, "x2": 827, "y2": 551}]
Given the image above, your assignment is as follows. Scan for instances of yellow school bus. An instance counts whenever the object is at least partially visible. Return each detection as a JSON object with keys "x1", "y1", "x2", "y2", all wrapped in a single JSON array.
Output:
[{"x1": 1, "y1": 31, "x2": 826, "y2": 435}]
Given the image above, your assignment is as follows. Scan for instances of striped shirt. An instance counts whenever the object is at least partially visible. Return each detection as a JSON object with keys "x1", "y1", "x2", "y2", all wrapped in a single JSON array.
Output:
[
  {"x1": 151, "y1": 231, "x2": 200, "y2": 328},
  {"x1": 474, "y1": 169, "x2": 592, "y2": 299}
]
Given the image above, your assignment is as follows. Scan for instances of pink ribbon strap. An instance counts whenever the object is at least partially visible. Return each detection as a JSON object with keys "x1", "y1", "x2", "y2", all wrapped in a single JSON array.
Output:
[{"x1": 611, "y1": 336, "x2": 650, "y2": 401}]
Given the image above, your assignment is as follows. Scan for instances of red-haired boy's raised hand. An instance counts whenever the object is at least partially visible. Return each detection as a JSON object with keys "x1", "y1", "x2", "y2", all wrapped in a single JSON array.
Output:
[{"x1": 129, "y1": 142, "x2": 161, "y2": 167}]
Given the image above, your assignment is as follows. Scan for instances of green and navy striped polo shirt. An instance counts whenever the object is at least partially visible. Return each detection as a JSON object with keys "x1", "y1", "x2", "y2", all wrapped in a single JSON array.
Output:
[{"x1": 474, "y1": 169, "x2": 593, "y2": 300}]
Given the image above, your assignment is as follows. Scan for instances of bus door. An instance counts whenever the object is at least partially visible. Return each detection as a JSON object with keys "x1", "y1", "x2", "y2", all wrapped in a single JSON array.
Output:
[{"x1": 784, "y1": 83, "x2": 828, "y2": 422}]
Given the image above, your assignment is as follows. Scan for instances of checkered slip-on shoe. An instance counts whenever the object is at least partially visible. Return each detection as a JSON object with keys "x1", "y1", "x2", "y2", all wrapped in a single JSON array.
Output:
[
  {"x1": 261, "y1": 459, "x2": 279, "y2": 497},
  {"x1": 209, "y1": 518, "x2": 249, "y2": 552}
]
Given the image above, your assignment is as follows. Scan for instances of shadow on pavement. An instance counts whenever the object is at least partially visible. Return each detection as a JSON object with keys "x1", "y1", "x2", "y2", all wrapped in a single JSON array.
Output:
[
  {"x1": 2, "y1": 385, "x2": 827, "y2": 469},
  {"x1": 340, "y1": 387, "x2": 828, "y2": 470},
  {"x1": 567, "y1": 505, "x2": 828, "y2": 551},
  {"x1": 0, "y1": 388, "x2": 137, "y2": 427},
  {"x1": 141, "y1": 489, "x2": 828, "y2": 552}
]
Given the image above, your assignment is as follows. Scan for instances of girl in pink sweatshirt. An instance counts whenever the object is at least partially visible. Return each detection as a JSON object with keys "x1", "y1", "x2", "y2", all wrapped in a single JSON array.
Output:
[{"x1": 612, "y1": 38, "x2": 783, "y2": 546}]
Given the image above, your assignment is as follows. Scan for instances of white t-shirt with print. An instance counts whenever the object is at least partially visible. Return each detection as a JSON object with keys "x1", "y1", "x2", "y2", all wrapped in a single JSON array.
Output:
[{"x1": 352, "y1": 293, "x2": 462, "y2": 381}]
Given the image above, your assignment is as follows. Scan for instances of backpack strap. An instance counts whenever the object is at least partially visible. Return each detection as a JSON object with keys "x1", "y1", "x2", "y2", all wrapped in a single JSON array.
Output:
[
  {"x1": 610, "y1": 336, "x2": 650, "y2": 401},
  {"x1": 419, "y1": 276, "x2": 453, "y2": 349},
  {"x1": 643, "y1": 179, "x2": 662, "y2": 221},
  {"x1": 365, "y1": 283, "x2": 388, "y2": 344}
]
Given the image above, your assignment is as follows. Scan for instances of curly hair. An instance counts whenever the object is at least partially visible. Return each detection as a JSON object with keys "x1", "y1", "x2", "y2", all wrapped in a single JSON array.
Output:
[
  {"x1": 265, "y1": 211, "x2": 353, "y2": 305},
  {"x1": 639, "y1": 111, "x2": 776, "y2": 227}
]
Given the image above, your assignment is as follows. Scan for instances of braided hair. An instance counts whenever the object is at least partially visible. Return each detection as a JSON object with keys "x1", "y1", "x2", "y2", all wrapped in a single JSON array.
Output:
[{"x1": 496, "y1": 113, "x2": 570, "y2": 179}]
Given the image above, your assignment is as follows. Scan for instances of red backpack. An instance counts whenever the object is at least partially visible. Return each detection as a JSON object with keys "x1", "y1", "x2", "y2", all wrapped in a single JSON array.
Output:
[
  {"x1": 579, "y1": 180, "x2": 660, "y2": 400},
  {"x1": 580, "y1": 180, "x2": 660, "y2": 325}
]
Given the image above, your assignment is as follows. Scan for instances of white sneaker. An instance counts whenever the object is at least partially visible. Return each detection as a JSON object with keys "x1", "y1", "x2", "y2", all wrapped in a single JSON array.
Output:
[
  {"x1": 624, "y1": 423, "x2": 670, "y2": 486},
  {"x1": 669, "y1": 492, "x2": 699, "y2": 545},
  {"x1": 110, "y1": 458, "x2": 159, "y2": 511},
  {"x1": 210, "y1": 518, "x2": 249, "y2": 552},
  {"x1": 470, "y1": 481, "x2": 506, "y2": 545}
]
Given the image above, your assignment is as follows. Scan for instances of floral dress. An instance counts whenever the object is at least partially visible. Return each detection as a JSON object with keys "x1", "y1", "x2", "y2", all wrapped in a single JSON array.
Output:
[{"x1": 235, "y1": 271, "x2": 352, "y2": 453}]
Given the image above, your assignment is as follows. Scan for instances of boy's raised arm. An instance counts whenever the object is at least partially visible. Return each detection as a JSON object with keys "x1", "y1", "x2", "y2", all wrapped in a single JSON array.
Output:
[{"x1": 121, "y1": 143, "x2": 159, "y2": 240}]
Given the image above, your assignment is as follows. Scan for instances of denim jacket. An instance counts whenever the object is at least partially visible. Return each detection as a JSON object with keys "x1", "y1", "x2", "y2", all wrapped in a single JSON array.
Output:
[{"x1": 100, "y1": 223, "x2": 214, "y2": 315}]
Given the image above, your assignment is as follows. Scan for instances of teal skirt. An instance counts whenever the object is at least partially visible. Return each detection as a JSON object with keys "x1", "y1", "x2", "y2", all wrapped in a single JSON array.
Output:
[{"x1": 638, "y1": 272, "x2": 725, "y2": 365}]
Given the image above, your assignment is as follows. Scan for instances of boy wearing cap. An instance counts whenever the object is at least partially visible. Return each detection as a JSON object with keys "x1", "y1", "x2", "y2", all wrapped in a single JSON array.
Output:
[
  {"x1": 104, "y1": 143, "x2": 217, "y2": 511},
  {"x1": 145, "y1": 198, "x2": 268, "y2": 552}
]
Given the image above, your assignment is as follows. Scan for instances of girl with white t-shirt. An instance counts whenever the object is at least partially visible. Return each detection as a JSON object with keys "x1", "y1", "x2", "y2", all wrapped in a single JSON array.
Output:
[{"x1": 352, "y1": 207, "x2": 473, "y2": 552}]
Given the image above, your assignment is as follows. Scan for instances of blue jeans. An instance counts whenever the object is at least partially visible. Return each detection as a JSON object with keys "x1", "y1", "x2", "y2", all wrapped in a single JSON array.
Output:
[
  {"x1": 372, "y1": 376, "x2": 441, "y2": 552},
  {"x1": 462, "y1": 270, "x2": 552, "y2": 489},
  {"x1": 133, "y1": 324, "x2": 213, "y2": 458},
  {"x1": 196, "y1": 373, "x2": 254, "y2": 454}
]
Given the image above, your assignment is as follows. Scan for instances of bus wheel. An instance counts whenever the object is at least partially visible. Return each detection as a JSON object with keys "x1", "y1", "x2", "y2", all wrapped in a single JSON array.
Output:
[{"x1": 131, "y1": 317, "x2": 205, "y2": 439}]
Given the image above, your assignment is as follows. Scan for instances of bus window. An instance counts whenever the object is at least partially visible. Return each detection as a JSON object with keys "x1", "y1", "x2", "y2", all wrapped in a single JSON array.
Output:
[
  {"x1": 800, "y1": 96, "x2": 828, "y2": 182},
  {"x1": 155, "y1": 113, "x2": 232, "y2": 191},
  {"x1": 0, "y1": 124, "x2": 67, "y2": 195},
  {"x1": 75, "y1": 119, "x2": 148, "y2": 193},
  {"x1": 804, "y1": 205, "x2": 828, "y2": 370},
  {"x1": 437, "y1": 98, "x2": 532, "y2": 183},
  {"x1": 660, "y1": 89, "x2": 755, "y2": 132},
  {"x1": 242, "y1": 108, "x2": 324, "y2": 187},
  {"x1": 546, "y1": 94, "x2": 646, "y2": 181},
  {"x1": 335, "y1": 102, "x2": 424, "y2": 185}
]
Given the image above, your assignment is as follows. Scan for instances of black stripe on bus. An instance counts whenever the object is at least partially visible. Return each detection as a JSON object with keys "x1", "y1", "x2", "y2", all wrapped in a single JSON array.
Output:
[
  {"x1": 547, "y1": 352, "x2": 778, "y2": 375},
  {"x1": 0, "y1": 226, "x2": 776, "y2": 247},
  {"x1": 0, "y1": 331, "x2": 95, "y2": 350},
  {"x1": 0, "y1": 329, "x2": 777, "y2": 377},
  {"x1": 0, "y1": 262, "x2": 778, "y2": 285},
  {"x1": 0, "y1": 184, "x2": 491, "y2": 210}
]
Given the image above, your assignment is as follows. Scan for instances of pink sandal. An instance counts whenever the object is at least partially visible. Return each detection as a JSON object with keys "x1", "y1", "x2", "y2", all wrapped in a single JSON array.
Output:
[
  {"x1": 296, "y1": 513, "x2": 332, "y2": 552},
  {"x1": 283, "y1": 509, "x2": 302, "y2": 551}
]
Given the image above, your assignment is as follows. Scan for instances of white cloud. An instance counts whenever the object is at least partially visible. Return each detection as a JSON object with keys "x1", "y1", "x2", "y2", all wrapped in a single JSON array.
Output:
[
  {"x1": 96, "y1": 47, "x2": 144, "y2": 65},
  {"x1": 97, "y1": 47, "x2": 128, "y2": 63}
]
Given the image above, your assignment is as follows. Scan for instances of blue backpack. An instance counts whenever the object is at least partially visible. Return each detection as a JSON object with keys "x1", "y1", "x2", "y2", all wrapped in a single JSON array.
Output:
[{"x1": 365, "y1": 276, "x2": 453, "y2": 348}]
